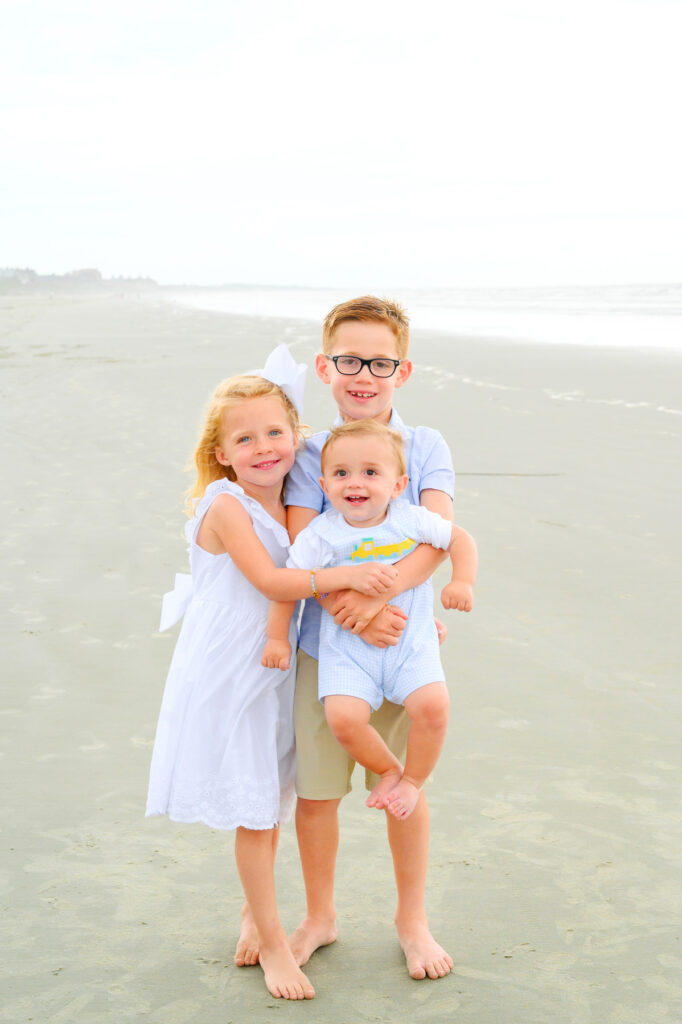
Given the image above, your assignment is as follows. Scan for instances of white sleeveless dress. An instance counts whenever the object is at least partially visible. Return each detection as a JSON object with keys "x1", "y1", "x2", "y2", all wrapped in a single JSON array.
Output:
[{"x1": 146, "y1": 479, "x2": 297, "y2": 830}]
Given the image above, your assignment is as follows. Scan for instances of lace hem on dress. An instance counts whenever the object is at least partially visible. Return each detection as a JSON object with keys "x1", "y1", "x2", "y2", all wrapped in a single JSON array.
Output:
[{"x1": 148, "y1": 772, "x2": 295, "y2": 831}]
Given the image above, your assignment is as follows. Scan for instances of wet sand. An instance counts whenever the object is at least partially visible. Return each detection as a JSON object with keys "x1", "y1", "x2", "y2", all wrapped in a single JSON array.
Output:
[{"x1": 1, "y1": 292, "x2": 681, "y2": 1023}]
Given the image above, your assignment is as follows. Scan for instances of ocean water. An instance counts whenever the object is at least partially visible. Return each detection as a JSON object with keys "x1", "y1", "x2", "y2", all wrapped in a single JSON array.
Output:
[{"x1": 169, "y1": 283, "x2": 682, "y2": 353}]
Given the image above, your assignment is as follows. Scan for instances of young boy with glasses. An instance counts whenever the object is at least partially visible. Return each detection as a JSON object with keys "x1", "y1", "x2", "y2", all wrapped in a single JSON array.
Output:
[{"x1": 235, "y1": 296, "x2": 473, "y2": 982}]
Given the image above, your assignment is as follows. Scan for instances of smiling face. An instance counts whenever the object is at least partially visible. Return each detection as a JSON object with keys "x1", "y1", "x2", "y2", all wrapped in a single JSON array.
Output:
[
  {"x1": 320, "y1": 433, "x2": 408, "y2": 527},
  {"x1": 315, "y1": 320, "x2": 412, "y2": 424},
  {"x1": 215, "y1": 395, "x2": 297, "y2": 497}
]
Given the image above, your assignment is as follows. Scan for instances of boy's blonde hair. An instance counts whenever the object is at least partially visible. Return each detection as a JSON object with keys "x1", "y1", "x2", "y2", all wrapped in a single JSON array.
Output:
[
  {"x1": 322, "y1": 295, "x2": 410, "y2": 360},
  {"x1": 320, "y1": 419, "x2": 406, "y2": 478},
  {"x1": 185, "y1": 375, "x2": 304, "y2": 514}
]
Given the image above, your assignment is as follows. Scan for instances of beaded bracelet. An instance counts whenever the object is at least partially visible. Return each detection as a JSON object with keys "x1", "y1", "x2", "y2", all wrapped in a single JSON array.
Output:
[{"x1": 310, "y1": 570, "x2": 328, "y2": 601}]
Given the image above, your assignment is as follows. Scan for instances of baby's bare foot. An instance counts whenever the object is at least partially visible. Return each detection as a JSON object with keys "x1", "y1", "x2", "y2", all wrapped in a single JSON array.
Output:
[
  {"x1": 288, "y1": 915, "x2": 338, "y2": 966},
  {"x1": 366, "y1": 768, "x2": 402, "y2": 810},
  {"x1": 234, "y1": 903, "x2": 259, "y2": 966},
  {"x1": 396, "y1": 920, "x2": 453, "y2": 980},
  {"x1": 385, "y1": 777, "x2": 421, "y2": 819},
  {"x1": 260, "y1": 939, "x2": 315, "y2": 1000}
]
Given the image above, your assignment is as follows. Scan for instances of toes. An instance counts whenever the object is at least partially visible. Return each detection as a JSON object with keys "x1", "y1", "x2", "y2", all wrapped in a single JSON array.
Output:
[
  {"x1": 424, "y1": 957, "x2": 452, "y2": 979},
  {"x1": 234, "y1": 944, "x2": 259, "y2": 967}
]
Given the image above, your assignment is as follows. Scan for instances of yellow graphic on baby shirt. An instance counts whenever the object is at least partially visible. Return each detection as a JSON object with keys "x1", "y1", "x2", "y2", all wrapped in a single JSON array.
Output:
[{"x1": 351, "y1": 536, "x2": 416, "y2": 561}]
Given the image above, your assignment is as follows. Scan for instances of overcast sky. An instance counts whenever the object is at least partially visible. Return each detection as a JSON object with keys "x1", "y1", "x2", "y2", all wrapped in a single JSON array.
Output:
[{"x1": 2, "y1": 0, "x2": 680, "y2": 288}]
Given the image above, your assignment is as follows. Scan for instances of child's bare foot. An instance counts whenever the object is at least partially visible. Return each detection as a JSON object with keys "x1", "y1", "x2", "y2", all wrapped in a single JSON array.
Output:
[
  {"x1": 396, "y1": 919, "x2": 453, "y2": 980},
  {"x1": 288, "y1": 915, "x2": 338, "y2": 966},
  {"x1": 384, "y1": 777, "x2": 421, "y2": 819},
  {"x1": 434, "y1": 617, "x2": 447, "y2": 645},
  {"x1": 366, "y1": 767, "x2": 402, "y2": 810},
  {"x1": 260, "y1": 938, "x2": 315, "y2": 999},
  {"x1": 234, "y1": 903, "x2": 259, "y2": 966}
]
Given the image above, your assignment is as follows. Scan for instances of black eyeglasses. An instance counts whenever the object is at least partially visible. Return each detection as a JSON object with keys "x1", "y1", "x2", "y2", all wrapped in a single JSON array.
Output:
[{"x1": 326, "y1": 355, "x2": 402, "y2": 378}]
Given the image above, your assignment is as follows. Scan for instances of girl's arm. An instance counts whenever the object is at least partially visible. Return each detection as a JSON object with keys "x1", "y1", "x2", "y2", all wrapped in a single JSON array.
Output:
[
  {"x1": 287, "y1": 502, "x2": 447, "y2": 636},
  {"x1": 203, "y1": 494, "x2": 396, "y2": 601}
]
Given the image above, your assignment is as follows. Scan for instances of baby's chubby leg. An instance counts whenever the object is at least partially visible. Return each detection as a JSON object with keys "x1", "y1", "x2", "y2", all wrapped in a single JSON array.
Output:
[
  {"x1": 323, "y1": 695, "x2": 403, "y2": 809},
  {"x1": 385, "y1": 682, "x2": 449, "y2": 820}
]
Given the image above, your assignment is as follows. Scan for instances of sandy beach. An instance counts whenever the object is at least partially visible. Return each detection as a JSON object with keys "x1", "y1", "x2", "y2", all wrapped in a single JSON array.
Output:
[{"x1": 2, "y1": 291, "x2": 681, "y2": 1024}]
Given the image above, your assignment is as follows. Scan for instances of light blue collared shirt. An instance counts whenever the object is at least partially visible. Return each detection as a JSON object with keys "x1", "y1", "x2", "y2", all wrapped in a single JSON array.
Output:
[{"x1": 284, "y1": 408, "x2": 455, "y2": 658}]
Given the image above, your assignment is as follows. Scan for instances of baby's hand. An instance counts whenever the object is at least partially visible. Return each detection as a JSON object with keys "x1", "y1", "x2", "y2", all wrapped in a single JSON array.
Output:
[
  {"x1": 261, "y1": 638, "x2": 292, "y2": 671},
  {"x1": 441, "y1": 580, "x2": 473, "y2": 612},
  {"x1": 351, "y1": 561, "x2": 398, "y2": 596}
]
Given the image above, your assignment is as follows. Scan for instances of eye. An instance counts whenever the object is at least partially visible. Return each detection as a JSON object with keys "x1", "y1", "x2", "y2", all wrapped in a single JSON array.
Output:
[
  {"x1": 334, "y1": 469, "x2": 347, "y2": 477},
  {"x1": 269, "y1": 429, "x2": 282, "y2": 437},
  {"x1": 236, "y1": 435, "x2": 251, "y2": 444},
  {"x1": 365, "y1": 468, "x2": 377, "y2": 476},
  {"x1": 372, "y1": 360, "x2": 391, "y2": 370}
]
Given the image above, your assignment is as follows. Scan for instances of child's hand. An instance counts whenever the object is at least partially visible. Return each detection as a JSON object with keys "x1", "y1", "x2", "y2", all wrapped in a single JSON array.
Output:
[
  {"x1": 441, "y1": 580, "x2": 473, "y2": 612},
  {"x1": 350, "y1": 562, "x2": 398, "y2": 596},
  {"x1": 329, "y1": 591, "x2": 386, "y2": 633},
  {"x1": 359, "y1": 604, "x2": 408, "y2": 648},
  {"x1": 261, "y1": 638, "x2": 292, "y2": 670}
]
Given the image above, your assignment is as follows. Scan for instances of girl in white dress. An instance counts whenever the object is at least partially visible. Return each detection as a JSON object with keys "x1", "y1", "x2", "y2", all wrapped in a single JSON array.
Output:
[{"x1": 146, "y1": 350, "x2": 396, "y2": 1001}]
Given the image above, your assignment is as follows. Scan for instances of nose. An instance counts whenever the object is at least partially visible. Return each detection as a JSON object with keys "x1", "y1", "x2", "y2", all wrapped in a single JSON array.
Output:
[{"x1": 354, "y1": 365, "x2": 374, "y2": 384}]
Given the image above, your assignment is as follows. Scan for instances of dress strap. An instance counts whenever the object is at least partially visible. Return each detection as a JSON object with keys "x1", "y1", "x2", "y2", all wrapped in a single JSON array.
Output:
[{"x1": 189, "y1": 479, "x2": 290, "y2": 547}]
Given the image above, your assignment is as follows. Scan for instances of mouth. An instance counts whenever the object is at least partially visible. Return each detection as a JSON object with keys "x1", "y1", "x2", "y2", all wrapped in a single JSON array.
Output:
[
  {"x1": 345, "y1": 495, "x2": 368, "y2": 504},
  {"x1": 253, "y1": 459, "x2": 279, "y2": 470},
  {"x1": 347, "y1": 390, "x2": 377, "y2": 400}
]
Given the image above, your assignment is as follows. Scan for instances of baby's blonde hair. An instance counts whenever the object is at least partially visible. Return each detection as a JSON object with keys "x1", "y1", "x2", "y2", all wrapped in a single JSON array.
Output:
[
  {"x1": 320, "y1": 419, "x2": 406, "y2": 477},
  {"x1": 185, "y1": 375, "x2": 305, "y2": 514},
  {"x1": 322, "y1": 295, "x2": 410, "y2": 360}
]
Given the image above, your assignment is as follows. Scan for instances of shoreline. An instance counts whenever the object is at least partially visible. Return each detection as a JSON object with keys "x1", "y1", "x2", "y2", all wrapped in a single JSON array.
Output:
[
  {"x1": 2, "y1": 292, "x2": 680, "y2": 1023},
  {"x1": 161, "y1": 284, "x2": 682, "y2": 356}
]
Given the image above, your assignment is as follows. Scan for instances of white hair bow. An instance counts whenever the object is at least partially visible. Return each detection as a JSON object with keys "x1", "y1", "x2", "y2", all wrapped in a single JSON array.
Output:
[{"x1": 254, "y1": 344, "x2": 307, "y2": 416}]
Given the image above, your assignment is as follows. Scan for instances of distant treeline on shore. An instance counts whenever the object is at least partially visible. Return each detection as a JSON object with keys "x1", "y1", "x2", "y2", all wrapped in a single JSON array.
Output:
[{"x1": 0, "y1": 267, "x2": 157, "y2": 294}]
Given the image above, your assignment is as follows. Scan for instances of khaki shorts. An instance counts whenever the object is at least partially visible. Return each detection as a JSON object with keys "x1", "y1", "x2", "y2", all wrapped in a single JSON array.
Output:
[{"x1": 294, "y1": 648, "x2": 410, "y2": 799}]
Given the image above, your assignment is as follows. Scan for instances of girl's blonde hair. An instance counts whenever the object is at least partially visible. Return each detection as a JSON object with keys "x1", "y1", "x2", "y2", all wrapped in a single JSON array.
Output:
[{"x1": 185, "y1": 375, "x2": 306, "y2": 515}]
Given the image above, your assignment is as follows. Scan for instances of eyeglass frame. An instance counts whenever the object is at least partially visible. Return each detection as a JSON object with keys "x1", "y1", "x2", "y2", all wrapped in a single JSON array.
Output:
[{"x1": 325, "y1": 354, "x2": 403, "y2": 378}]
